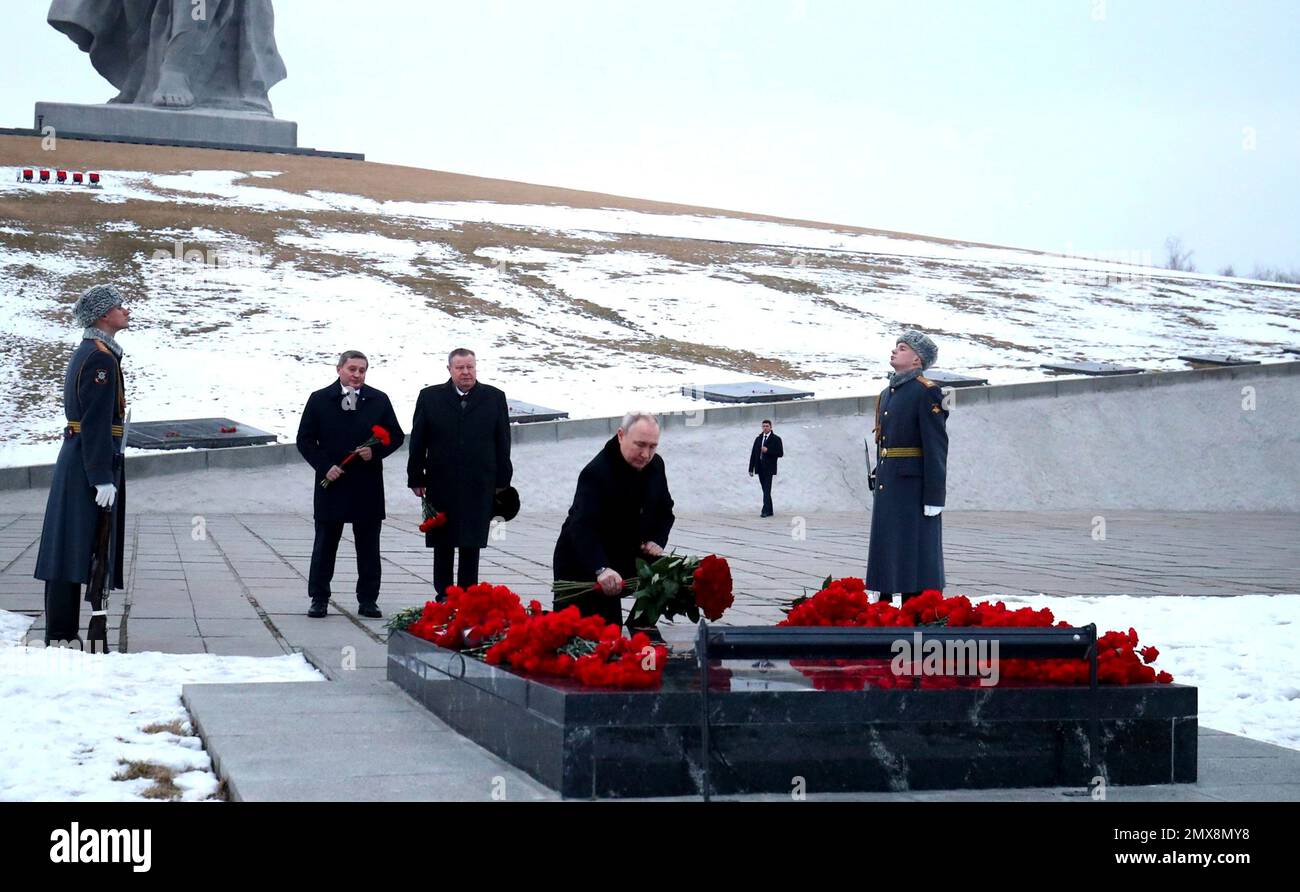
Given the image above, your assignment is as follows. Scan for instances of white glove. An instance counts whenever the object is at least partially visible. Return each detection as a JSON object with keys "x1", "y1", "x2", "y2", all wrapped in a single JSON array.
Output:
[
  {"x1": 924, "y1": 505, "x2": 943, "y2": 517},
  {"x1": 95, "y1": 484, "x2": 117, "y2": 508}
]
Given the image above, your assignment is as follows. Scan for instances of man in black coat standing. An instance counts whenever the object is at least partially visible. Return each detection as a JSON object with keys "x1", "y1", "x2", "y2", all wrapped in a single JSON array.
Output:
[
  {"x1": 748, "y1": 419, "x2": 784, "y2": 517},
  {"x1": 407, "y1": 348, "x2": 513, "y2": 600},
  {"x1": 296, "y1": 350, "x2": 404, "y2": 618},
  {"x1": 34, "y1": 284, "x2": 131, "y2": 645},
  {"x1": 866, "y1": 331, "x2": 949, "y2": 605},
  {"x1": 552, "y1": 412, "x2": 675, "y2": 629}
]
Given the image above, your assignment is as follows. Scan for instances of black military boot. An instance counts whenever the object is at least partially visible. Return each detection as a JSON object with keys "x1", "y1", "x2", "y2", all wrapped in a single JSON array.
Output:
[{"x1": 307, "y1": 599, "x2": 328, "y2": 618}]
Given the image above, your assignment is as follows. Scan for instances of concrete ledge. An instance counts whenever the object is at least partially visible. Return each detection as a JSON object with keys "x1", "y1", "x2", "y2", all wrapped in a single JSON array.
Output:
[
  {"x1": 129, "y1": 450, "x2": 210, "y2": 479},
  {"x1": 207, "y1": 442, "x2": 296, "y2": 470},
  {"x1": 0, "y1": 465, "x2": 31, "y2": 489},
  {"x1": 556, "y1": 417, "x2": 614, "y2": 441},
  {"x1": 30, "y1": 465, "x2": 55, "y2": 489},
  {"x1": 4, "y1": 361, "x2": 1298, "y2": 492},
  {"x1": 512, "y1": 422, "x2": 559, "y2": 445}
]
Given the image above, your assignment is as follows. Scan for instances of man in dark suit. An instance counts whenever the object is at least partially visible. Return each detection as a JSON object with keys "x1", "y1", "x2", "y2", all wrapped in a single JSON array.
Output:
[
  {"x1": 296, "y1": 350, "x2": 404, "y2": 618},
  {"x1": 407, "y1": 348, "x2": 513, "y2": 600},
  {"x1": 35, "y1": 284, "x2": 131, "y2": 645},
  {"x1": 748, "y1": 419, "x2": 784, "y2": 517},
  {"x1": 553, "y1": 412, "x2": 675, "y2": 630}
]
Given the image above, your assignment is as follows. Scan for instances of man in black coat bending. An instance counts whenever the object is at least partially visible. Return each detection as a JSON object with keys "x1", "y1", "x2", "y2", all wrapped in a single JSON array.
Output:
[
  {"x1": 552, "y1": 412, "x2": 675, "y2": 629},
  {"x1": 748, "y1": 419, "x2": 784, "y2": 517},
  {"x1": 297, "y1": 350, "x2": 404, "y2": 618},
  {"x1": 407, "y1": 348, "x2": 513, "y2": 600}
]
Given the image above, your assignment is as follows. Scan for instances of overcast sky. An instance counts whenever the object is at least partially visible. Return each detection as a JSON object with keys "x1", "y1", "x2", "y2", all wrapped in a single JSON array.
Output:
[{"x1": 3, "y1": 0, "x2": 1297, "y2": 274}]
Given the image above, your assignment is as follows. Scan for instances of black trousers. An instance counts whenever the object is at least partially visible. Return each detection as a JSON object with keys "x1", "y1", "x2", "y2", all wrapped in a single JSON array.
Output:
[
  {"x1": 44, "y1": 580, "x2": 84, "y2": 644},
  {"x1": 308, "y1": 519, "x2": 382, "y2": 605},
  {"x1": 758, "y1": 471, "x2": 774, "y2": 516},
  {"x1": 434, "y1": 546, "x2": 480, "y2": 599}
]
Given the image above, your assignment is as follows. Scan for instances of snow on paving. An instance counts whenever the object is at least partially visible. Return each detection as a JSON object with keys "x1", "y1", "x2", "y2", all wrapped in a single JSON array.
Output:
[{"x1": 0, "y1": 610, "x2": 322, "y2": 802}]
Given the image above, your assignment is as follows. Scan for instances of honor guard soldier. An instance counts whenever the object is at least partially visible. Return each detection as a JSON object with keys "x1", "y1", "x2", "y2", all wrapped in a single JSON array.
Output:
[
  {"x1": 866, "y1": 330, "x2": 949, "y2": 604},
  {"x1": 34, "y1": 284, "x2": 131, "y2": 645}
]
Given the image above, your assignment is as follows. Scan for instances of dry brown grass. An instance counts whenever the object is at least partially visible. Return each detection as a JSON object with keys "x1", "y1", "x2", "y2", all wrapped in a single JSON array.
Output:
[
  {"x1": 112, "y1": 760, "x2": 183, "y2": 800},
  {"x1": 141, "y1": 719, "x2": 189, "y2": 735},
  {"x1": 0, "y1": 133, "x2": 965, "y2": 244}
]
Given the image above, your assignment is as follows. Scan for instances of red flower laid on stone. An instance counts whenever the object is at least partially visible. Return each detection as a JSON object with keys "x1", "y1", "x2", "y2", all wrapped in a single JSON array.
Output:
[
  {"x1": 485, "y1": 605, "x2": 667, "y2": 689},
  {"x1": 405, "y1": 582, "x2": 536, "y2": 653},
  {"x1": 781, "y1": 578, "x2": 1174, "y2": 687},
  {"x1": 692, "y1": 554, "x2": 734, "y2": 621}
]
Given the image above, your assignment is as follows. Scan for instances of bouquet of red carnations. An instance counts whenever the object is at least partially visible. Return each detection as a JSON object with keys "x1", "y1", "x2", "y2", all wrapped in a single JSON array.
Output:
[
  {"x1": 552, "y1": 553, "x2": 734, "y2": 628},
  {"x1": 320, "y1": 424, "x2": 391, "y2": 488}
]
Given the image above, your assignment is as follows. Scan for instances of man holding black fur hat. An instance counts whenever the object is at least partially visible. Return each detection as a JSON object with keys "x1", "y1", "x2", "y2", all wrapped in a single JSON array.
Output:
[
  {"x1": 408, "y1": 348, "x2": 514, "y2": 600},
  {"x1": 866, "y1": 330, "x2": 949, "y2": 605}
]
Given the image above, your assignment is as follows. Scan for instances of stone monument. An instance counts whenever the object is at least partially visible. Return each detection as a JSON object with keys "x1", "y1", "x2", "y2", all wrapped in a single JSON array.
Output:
[{"x1": 36, "y1": 0, "x2": 297, "y2": 150}]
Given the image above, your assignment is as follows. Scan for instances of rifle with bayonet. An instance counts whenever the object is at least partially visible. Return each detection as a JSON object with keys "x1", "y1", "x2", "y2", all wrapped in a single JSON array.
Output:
[{"x1": 86, "y1": 409, "x2": 128, "y2": 654}]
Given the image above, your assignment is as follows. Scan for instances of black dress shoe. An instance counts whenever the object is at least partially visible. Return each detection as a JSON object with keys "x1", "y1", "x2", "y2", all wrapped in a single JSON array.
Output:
[
  {"x1": 358, "y1": 603, "x2": 382, "y2": 618},
  {"x1": 307, "y1": 599, "x2": 328, "y2": 618}
]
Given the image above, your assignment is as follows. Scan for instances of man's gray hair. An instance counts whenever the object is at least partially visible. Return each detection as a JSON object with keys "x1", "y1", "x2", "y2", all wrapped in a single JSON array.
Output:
[
  {"x1": 337, "y1": 350, "x2": 368, "y2": 367},
  {"x1": 619, "y1": 412, "x2": 660, "y2": 433},
  {"x1": 448, "y1": 348, "x2": 476, "y2": 366}
]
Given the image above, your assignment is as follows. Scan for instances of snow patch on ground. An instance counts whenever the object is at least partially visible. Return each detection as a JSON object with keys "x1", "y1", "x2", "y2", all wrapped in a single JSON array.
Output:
[
  {"x1": 0, "y1": 609, "x2": 323, "y2": 802},
  {"x1": 999, "y1": 593, "x2": 1300, "y2": 752}
]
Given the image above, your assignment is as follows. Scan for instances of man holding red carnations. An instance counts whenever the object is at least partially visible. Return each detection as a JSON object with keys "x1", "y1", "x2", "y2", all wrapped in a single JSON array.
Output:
[
  {"x1": 296, "y1": 350, "x2": 404, "y2": 618},
  {"x1": 552, "y1": 412, "x2": 676, "y2": 631}
]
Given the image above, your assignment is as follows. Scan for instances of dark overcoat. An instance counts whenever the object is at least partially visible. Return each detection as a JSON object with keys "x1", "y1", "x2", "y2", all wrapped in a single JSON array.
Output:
[
  {"x1": 552, "y1": 436, "x2": 676, "y2": 626},
  {"x1": 748, "y1": 431, "x2": 784, "y2": 476},
  {"x1": 35, "y1": 338, "x2": 127, "y2": 588},
  {"x1": 406, "y1": 380, "x2": 513, "y2": 548},
  {"x1": 296, "y1": 382, "x2": 404, "y2": 523},
  {"x1": 866, "y1": 372, "x2": 949, "y2": 593}
]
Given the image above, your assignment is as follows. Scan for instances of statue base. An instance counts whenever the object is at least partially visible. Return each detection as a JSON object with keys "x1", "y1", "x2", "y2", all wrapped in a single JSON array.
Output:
[{"x1": 35, "y1": 102, "x2": 298, "y2": 152}]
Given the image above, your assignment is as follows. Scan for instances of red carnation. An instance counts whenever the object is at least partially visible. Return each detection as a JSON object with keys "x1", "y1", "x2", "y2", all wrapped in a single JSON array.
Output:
[{"x1": 692, "y1": 554, "x2": 734, "y2": 621}]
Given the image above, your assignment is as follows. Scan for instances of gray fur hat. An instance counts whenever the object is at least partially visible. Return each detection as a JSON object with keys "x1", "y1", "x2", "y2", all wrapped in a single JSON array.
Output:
[
  {"x1": 897, "y1": 330, "x2": 938, "y2": 370},
  {"x1": 72, "y1": 284, "x2": 125, "y2": 328}
]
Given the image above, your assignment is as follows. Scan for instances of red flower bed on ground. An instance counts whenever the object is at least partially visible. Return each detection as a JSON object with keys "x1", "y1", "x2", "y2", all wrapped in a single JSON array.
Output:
[{"x1": 780, "y1": 580, "x2": 1173, "y2": 687}]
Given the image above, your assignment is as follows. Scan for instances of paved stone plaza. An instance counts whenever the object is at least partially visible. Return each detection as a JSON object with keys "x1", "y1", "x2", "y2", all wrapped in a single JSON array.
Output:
[{"x1": 3, "y1": 508, "x2": 1299, "y2": 801}]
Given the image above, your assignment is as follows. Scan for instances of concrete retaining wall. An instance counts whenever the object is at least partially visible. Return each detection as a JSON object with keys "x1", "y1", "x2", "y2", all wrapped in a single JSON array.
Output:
[{"x1": 3, "y1": 362, "x2": 1298, "y2": 514}]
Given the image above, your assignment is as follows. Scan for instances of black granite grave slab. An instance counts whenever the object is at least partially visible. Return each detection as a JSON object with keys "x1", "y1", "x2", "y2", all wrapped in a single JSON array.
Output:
[
  {"x1": 127, "y1": 417, "x2": 277, "y2": 450},
  {"x1": 388, "y1": 631, "x2": 1197, "y2": 799},
  {"x1": 1040, "y1": 361, "x2": 1145, "y2": 376},
  {"x1": 507, "y1": 400, "x2": 569, "y2": 424},
  {"x1": 1177, "y1": 354, "x2": 1261, "y2": 367},
  {"x1": 921, "y1": 369, "x2": 989, "y2": 388},
  {"x1": 681, "y1": 382, "x2": 815, "y2": 403}
]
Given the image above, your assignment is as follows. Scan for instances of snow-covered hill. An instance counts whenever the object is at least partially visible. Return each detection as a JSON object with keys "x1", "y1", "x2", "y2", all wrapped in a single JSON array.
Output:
[{"x1": 3, "y1": 152, "x2": 1297, "y2": 467}]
